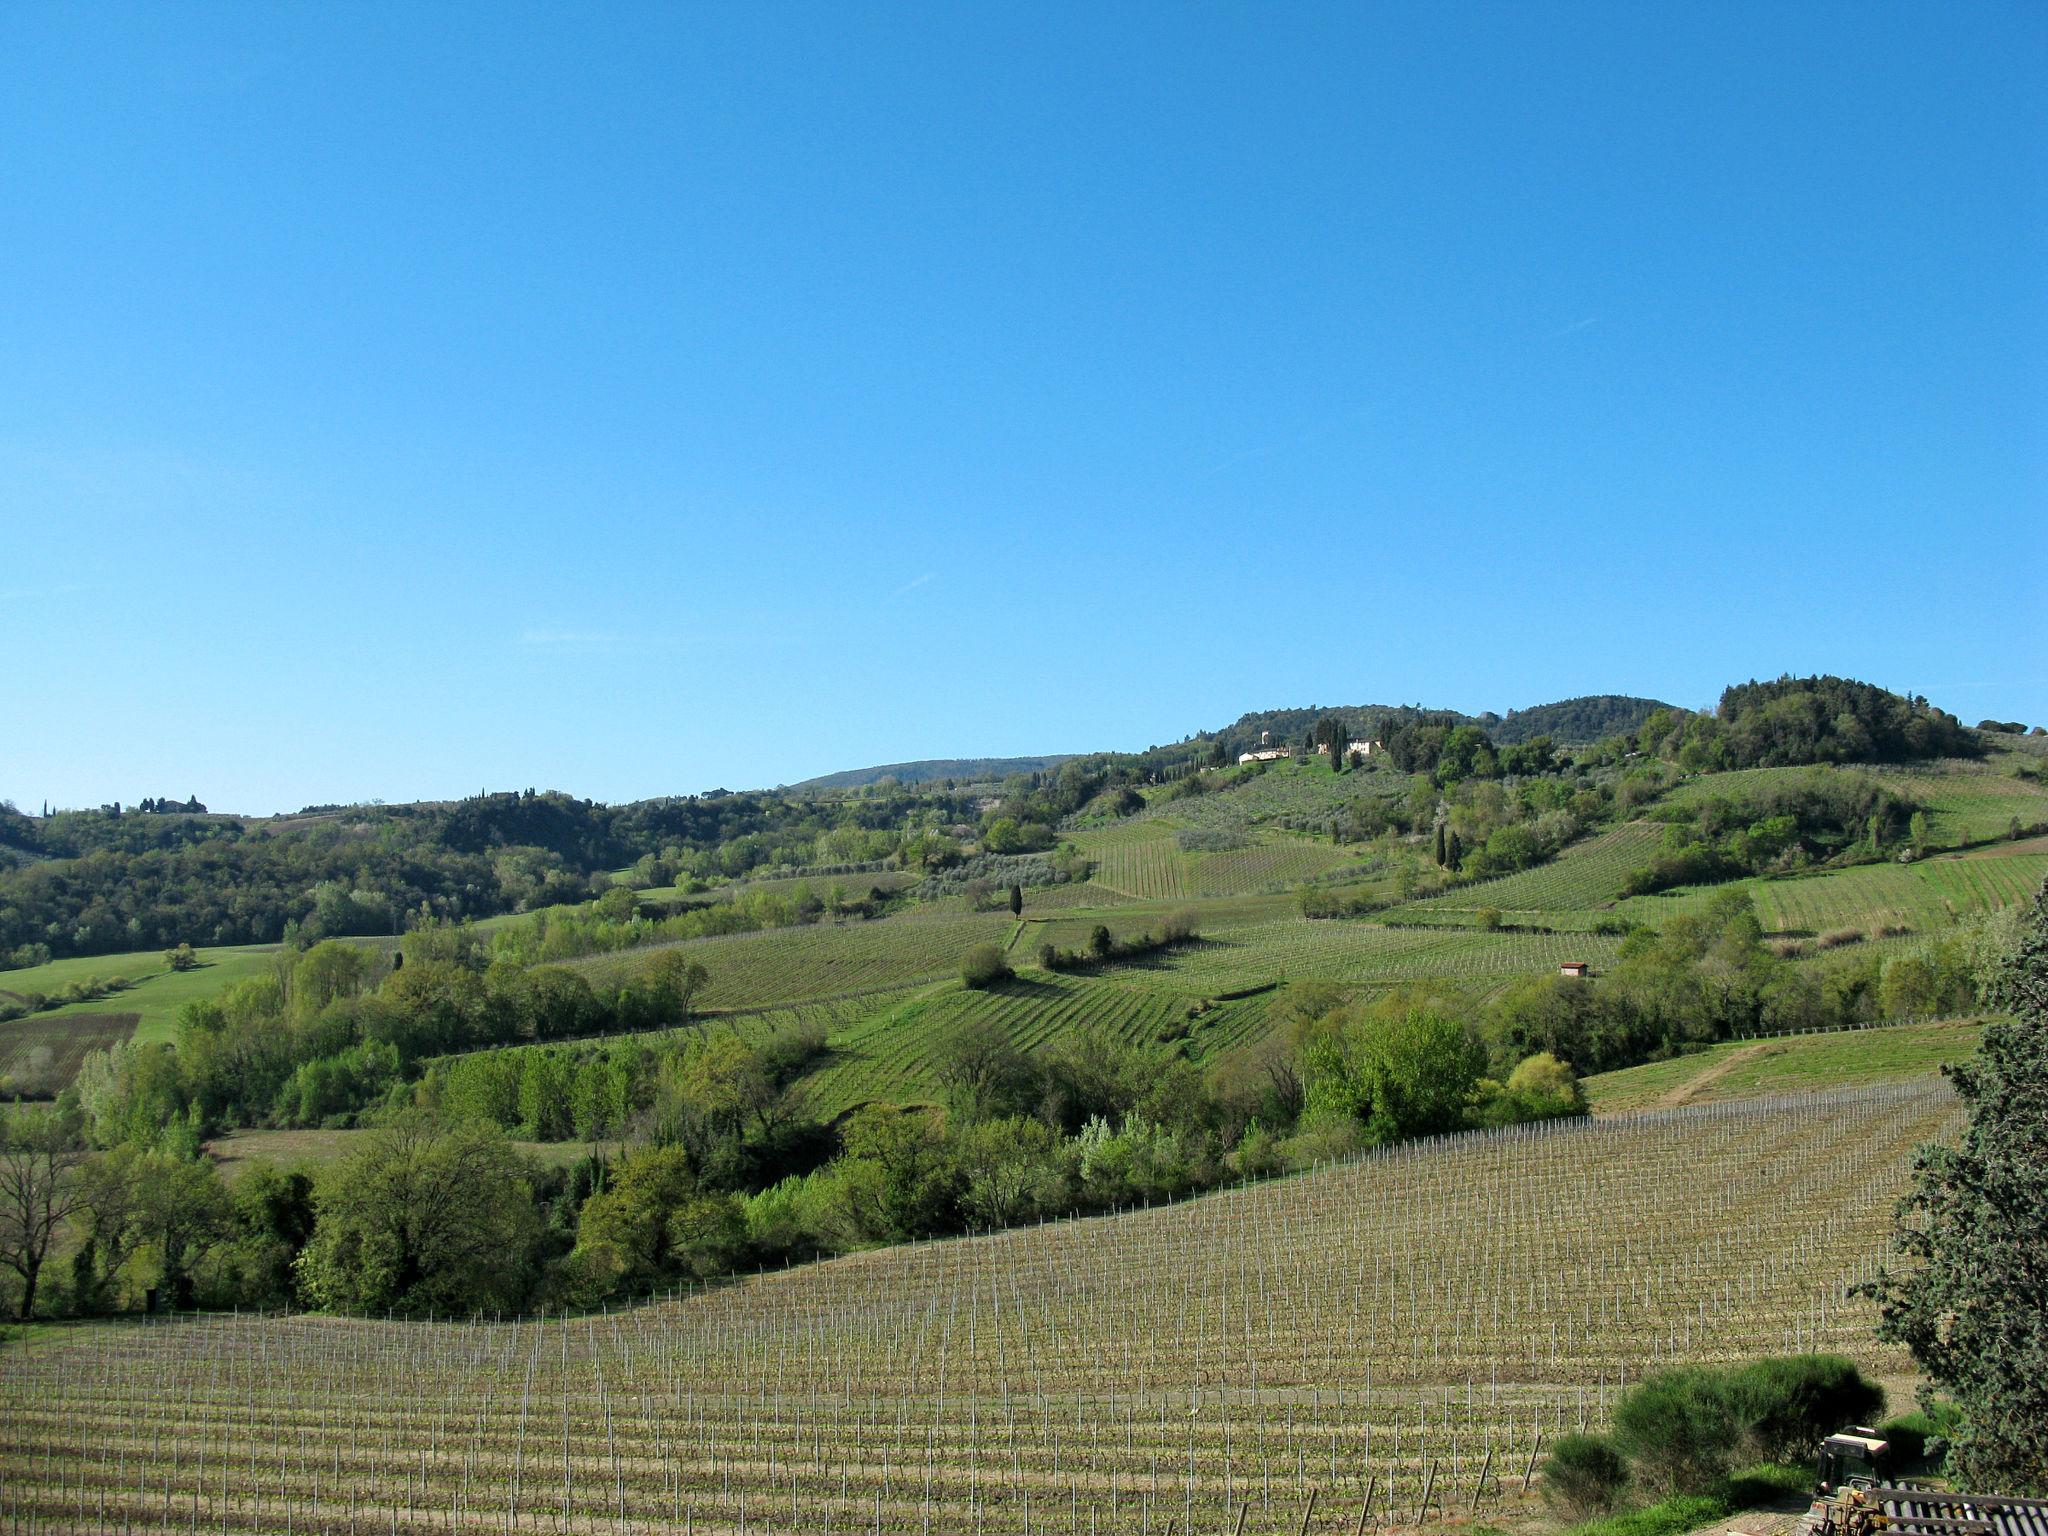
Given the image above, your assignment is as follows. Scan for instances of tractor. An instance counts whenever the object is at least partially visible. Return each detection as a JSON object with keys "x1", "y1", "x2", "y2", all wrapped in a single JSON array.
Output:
[{"x1": 1794, "y1": 1430, "x2": 1894, "y2": 1536}]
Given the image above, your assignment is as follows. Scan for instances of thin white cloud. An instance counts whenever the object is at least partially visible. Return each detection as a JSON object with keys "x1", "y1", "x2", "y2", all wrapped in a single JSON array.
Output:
[
  {"x1": 1550, "y1": 316, "x2": 1601, "y2": 339},
  {"x1": 888, "y1": 572, "x2": 938, "y2": 601}
]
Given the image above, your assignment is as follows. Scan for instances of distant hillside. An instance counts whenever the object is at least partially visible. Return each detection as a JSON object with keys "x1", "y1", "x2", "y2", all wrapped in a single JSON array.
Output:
[
  {"x1": 788, "y1": 756, "x2": 1077, "y2": 792},
  {"x1": 1490, "y1": 694, "x2": 1675, "y2": 746}
]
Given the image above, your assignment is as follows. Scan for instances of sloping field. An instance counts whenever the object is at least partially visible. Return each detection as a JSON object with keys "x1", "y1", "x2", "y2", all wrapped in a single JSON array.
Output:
[
  {"x1": 0, "y1": 944, "x2": 282, "y2": 1045},
  {"x1": 565, "y1": 911, "x2": 1016, "y2": 1010},
  {"x1": 1075, "y1": 817, "x2": 1373, "y2": 901},
  {"x1": 0, "y1": 1010, "x2": 137, "y2": 1096},
  {"x1": 1650, "y1": 758, "x2": 2048, "y2": 849},
  {"x1": 1584, "y1": 1018, "x2": 1984, "y2": 1113},
  {"x1": 0, "y1": 1083, "x2": 1955, "y2": 1536},
  {"x1": 793, "y1": 973, "x2": 1272, "y2": 1116},
  {"x1": 1610, "y1": 849, "x2": 2048, "y2": 936},
  {"x1": 1405, "y1": 822, "x2": 1664, "y2": 915},
  {"x1": 1103, "y1": 922, "x2": 1625, "y2": 995},
  {"x1": 1902, "y1": 765, "x2": 2048, "y2": 845}
]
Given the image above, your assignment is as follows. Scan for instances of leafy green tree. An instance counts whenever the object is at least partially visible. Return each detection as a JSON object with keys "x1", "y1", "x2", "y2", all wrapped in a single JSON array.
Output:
[
  {"x1": 569, "y1": 1145, "x2": 698, "y2": 1294},
  {"x1": 298, "y1": 1113, "x2": 540, "y2": 1316},
  {"x1": 133, "y1": 1150, "x2": 232, "y2": 1308},
  {"x1": 1863, "y1": 879, "x2": 2048, "y2": 1493},
  {"x1": 959, "y1": 944, "x2": 1012, "y2": 990},
  {"x1": 1301, "y1": 1006, "x2": 1485, "y2": 1145}
]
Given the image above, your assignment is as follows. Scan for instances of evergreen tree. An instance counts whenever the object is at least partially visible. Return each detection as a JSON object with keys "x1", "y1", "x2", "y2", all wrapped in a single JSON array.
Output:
[
  {"x1": 1008, "y1": 883, "x2": 1023, "y2": 918},
  {"x1": 1863, "y1": 878, "x2": 2048, "y2": 1492},
  {"x1": 1434, "y1": 821, "x2": 1448, "y2": 867},
  {"x1": 1446, "y1": 830, "x2": 1463, "y2": 872}
]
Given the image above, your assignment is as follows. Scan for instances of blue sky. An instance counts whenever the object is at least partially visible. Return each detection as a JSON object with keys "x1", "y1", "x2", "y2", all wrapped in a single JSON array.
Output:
[{"x1": 3, "y1": 3, "x2": 2042, "y2": 814}]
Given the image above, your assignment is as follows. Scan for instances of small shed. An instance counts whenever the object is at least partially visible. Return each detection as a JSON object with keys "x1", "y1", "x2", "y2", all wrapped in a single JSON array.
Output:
[{"x1": 1559, "y1": 960, "x2": 1591, "y2": 978}]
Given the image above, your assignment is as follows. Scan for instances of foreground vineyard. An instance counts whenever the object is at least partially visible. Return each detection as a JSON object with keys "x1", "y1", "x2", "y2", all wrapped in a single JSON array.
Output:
[{"x1": 1, "y1": 1082, "x2": 1956, "y2": 1536}]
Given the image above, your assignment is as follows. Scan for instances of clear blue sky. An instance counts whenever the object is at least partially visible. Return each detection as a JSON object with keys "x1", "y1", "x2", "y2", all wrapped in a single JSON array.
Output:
[{"x1": 3, "y1": 4, "x2": 2042, "y2": 814}]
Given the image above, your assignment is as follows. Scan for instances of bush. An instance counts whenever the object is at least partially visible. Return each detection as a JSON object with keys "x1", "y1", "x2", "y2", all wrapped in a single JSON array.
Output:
[
  {"x1": 1544, "y1": 1432, "x2": 1631, "y2": 1517},
  {"x1": 959, "y1": 945, "x2": 1012, "y2": 990},
  {"x1": 1612, "y1": 1367, "x2": 1744, "y2": 1494},
  {"x1": 1731, "y1": 1354, "x2": 1885, "y2": 1464}
]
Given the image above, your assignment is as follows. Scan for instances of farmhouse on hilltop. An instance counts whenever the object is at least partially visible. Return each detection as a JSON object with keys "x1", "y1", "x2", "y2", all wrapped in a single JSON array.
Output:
[{"x1": 1238, "y1": 731, "x2": 1293, "y2": 765}]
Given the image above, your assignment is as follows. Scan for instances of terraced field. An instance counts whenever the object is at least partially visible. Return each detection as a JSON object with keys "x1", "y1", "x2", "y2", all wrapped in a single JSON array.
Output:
[
  {"x1": 0, "y1": 1082, "x2": 1956, "y2": 1536},
  {"x1": 565, "y1": 911, "x2": 1017, "y2": 1010}
]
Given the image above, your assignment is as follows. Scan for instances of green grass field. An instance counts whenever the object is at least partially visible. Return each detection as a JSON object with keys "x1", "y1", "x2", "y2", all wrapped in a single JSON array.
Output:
[
  {"x1": 0, "y1": 944, "x2": 283, "y2": 1047},
  {"x1": 1584, "y1": 1017, "x2": 1984, "y2": 1113}
]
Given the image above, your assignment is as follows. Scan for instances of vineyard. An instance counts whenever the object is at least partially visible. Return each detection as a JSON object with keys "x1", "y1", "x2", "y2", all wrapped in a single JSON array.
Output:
[
  {"x1": 565, "y1": 912, "x2": 1017, "y2": 1011},
  {"x1": 1403, "y1": 823, "x2": 1664, "y2": 916},
  {"x1": 1609, "y1": 849, "x2": 2048, "y2": 936},
  {"x1": 1583, "y1": 1018, "x2": 1986, "y2": 1113},
  {"x1": 792, "y1": 975, "x2": 1275, "y2": 1117},
  {"x1": 0, "y1": 1010, "x2": 137, "y2": 1098},
  {"x1": 1093, "y1": 923, "x2": 1626, "y2": 997},
  {"x1": 0, "y1": 1082, "x2": 1956, "y2": 1536},
  {"x1": 1074, "y1": 821, "x2": 1377, "y2": 903}
]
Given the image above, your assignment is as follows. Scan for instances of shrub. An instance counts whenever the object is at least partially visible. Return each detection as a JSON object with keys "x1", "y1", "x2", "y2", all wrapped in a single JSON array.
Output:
[
  {"x1": 959, "y1": 945, "x2": 1012, "y2": 990},
  {"x1": 1731, "y1": 1354, "x2": 1885, "y2": 1463},
  {"x1": 1612, "y1": 1367, "x2": 1744, "y2": 1494},
  {"x1": 1543, "y1": 1432, "x2": 1631, "y2": 1518},
  {"x1": 164, "y1": 943, "x2": 199, "y2": 972}
]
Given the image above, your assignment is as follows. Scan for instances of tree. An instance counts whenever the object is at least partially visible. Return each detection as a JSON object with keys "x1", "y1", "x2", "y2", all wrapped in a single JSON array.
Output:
[
  {"x1": 297, "y1": 1112, "x2": 540, "y2": 1317},
  {"x1": 954, "y1": 1116, "x2": 1061, "y2": 1229},
  {"x1": 0, "y1": 1107, "x2": 84, "y2": 1319},
  {"x1": 934, "y1": 1017, "x2": 1032, "y2": 1121},
  {"x1": 1863, "y1": 878, "x2": 2048, "y2": 1492},
  {"x1": 1008, "y1": 883, "x2": 1023, "y2": 918},
  {"x1": 960, "y1": 944, "x2": 1012, "y2": 990},
  {"x1": 163, "y1": 943, "x2": 199, "y2": 972}
]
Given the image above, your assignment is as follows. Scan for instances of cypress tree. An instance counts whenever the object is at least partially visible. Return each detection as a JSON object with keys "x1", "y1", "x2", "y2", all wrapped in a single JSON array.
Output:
[
  {"x1": 1863, "y1": 877, "x2": 2048, "y2": 1492},
  {"x1": 1434, "y1": 821, "x2": 1448, "y2": 867}
]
